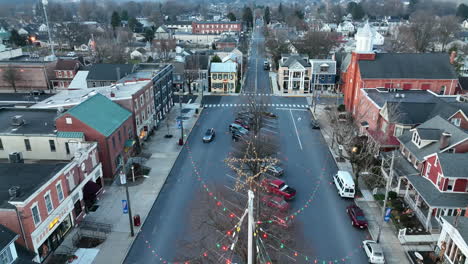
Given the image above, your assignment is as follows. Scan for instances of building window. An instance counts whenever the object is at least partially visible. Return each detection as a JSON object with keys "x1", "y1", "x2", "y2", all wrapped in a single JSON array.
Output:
[
  {"x1": 394, "y1": 126, "x2": 404, "y2": 137},
  {"x1": 140, "y1": 95, "x2": 144, "y2": 106},
  {"x1": 447, "y1": 179, "x2": 454, "y2": 191},
  {"x1": 31, "y1": 204, "x2": 41, "y2": 225},
  {"x1": 136, "y1": 115, "x2": 140, "y2": 126},
  {"x1": 58, "y1": 71, "x2": 62, "y2": 78},
  {"x1": 439, "y1": 86, "x2": 446, "y2": 95},
  {"x1": 49, "y1": 140, "x2": 56, "y2": 152},
  {"x1": 213, "y1": 74, "x2": 217, "y2": 80},
  {"x1": 451, "y1": 118, "x2": 461, "y2": 127},
  {"x1": 65, "y1": 142, "x2": 70, "y2": 154},
  {"x1": 0, "y1": 138, "x2": 3, "y2": 150},
  {"x1": 0, "y1": 247, "x2": 13, "y2": 264},
  {"x1": 437, "y1": 173, "x2": 442, "y2": 186},
  {"x1": 134, "y1": 99, "x2": 139, "y2": 110},
  {"x1": 118, "y1": 130, "x2": 122, "y2": 143},
  {"x1": 65, "y1": 117, "x2": 73, "y2": 124},
  {"x1": 24, "y1": 139, "x2": 31, "y2": 151},
  {"x1": 74, "y1": 200, "x2": 82, "y2": 218},
  {"x1": 56, "y1": 182, "x2": 64, "y2": 201},
  {"x1": 425, "y1": 163, "x2": 431, "y2": 177},
  {"x1": 381, "y1": 121, "x2": 388, "y2": 133},
  {"x1": 44, "y1": 193, "x2": 53, "y2": 214},
  {"x1": 145, "y1": 90, "x2": 149, "y2": 101}
]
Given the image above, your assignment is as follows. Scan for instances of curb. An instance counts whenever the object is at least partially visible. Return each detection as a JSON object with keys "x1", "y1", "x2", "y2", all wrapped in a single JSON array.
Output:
[{"x1": 119, "y1": 110, "x2": 203, "y2": 264}]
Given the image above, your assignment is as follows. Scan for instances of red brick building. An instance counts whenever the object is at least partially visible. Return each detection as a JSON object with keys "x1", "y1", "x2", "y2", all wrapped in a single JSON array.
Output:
[
  {"x1": 192, "y1": 21, "x2": 242, "y2": 35},
  {"x1": 0, "y1": 142, "x2": 102, "y2": 262},
  {"x1": 0, "y1": 61, "x2": 56, "y2": 93},
  {"x1": 55, "y1": 93, "x2": 134, "y2": 180},
  {"x1": 341, "y1": 23, "x2": 459, "y2": 115},
  {"x1": 50, "y1": 59, "x2": 80, "y2": 90}
]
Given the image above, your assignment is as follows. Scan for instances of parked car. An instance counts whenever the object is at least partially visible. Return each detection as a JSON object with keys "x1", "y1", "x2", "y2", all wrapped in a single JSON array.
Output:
[
  {"x1": 262, "y1": 195, "x2": 289, "y2": 211},
  {"x1": 234, "y1": 119, "x2": 250, "y2": 130},
  {"x1": 346, "y1": 205, "x2": 368, "y2": 228},
  {"x1": 362, "y1": 240, "x2": 385, "y2": 264},
  {"x1": 311, "y1": 119, "x2": 320, "y2": 129},
  {"x1": 263, "y1": 61, "x2": 269, "y2": 70},
  {"x1": 203, "y1": 128, "x2": 215, "y2": 143},
  {"x1": 262, "y1": 179, "x2": 296, "y2": 200},
  {"x1": 264, "y1": 165, "x2": 284, "y2": 177},
  {"x1": 229, "y1": 123, "x2": 249, "y2": 135},
  {"x1": 67, "y1": 52, "x2": 76, "y2": 56},
  {"x1": 262, "y1": 112, "x2": 277, "y2": 119},
  {"x1": 231, "y1": 131, "x2": 244, "y2": 142}
]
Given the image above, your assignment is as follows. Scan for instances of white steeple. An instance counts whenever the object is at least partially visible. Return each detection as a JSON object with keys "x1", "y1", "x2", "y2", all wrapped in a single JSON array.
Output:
[{"x1": 355, "y1": 21, "x2": 373, "y2": 53}]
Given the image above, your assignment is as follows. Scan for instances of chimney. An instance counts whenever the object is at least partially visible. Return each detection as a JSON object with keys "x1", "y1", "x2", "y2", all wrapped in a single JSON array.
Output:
[
  {"x1": 439, "y1": 132, "x2": 452, "y2": 150},
  {"x1": 450, "y1": 51, "x2": 457, "y2": 65},
  {"x1": 110, "y1": 91, "x2": 115, "y2": 97},
  {"x1": 116, "y1": 67, "x2": 121, "y2": 80}
]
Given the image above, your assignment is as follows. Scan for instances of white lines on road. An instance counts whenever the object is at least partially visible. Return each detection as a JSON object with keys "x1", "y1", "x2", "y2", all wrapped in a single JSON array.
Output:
[
  {"x1": 203, "y1": 104, "x2": 308, "y2": 109},
  {"x1": 289, "y1": 109, "x2": 303, "y2": 150}
]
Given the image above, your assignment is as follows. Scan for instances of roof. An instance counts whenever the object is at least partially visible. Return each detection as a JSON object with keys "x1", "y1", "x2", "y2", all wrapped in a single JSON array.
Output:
[
  {"x1": 0, "y1": 224, "x2": 18, "y2": 250},
  {"x1": 0, "y1": 163, "x2": 68, "y2": 209},
  {"x1": 56, "y1": 131, "x2": 84, "y2": 138},
  {"x1": 195, "y1": 21, "x2": 240, "y2": 24},
  {"x1": 280, "y1": 54, "x2": 310, "y2": 68},
  {"x1": 68, "y1": 71, "x2": 89, "y2": 89},
  {"x1": 185, "y1": 55, "x2": 209, "y2": 70},
  {"x1": 210, "y1": 62, "x2": 237, "y2": 73},
  {"x1": 398, "y1": 116, "x2": 468, "y2": 161},
  {"x1": 416, "y1": 128, "x2": 441, "y2": 140},
  {"x1": 86, "y1": 64, "x2": 134, "y2": 81},
  {"x1": 310, "y1": 59, "x2": 336, "y2": 74},
  {"x1": 406, "y1": 175, "x2": 468, "y2": 207},
  {"x1": 438, "y1": 153, "x2": 468, "y2": 178},
  {"x1": 55, "y1": 59, "x2": 79, "y2": 71},
  {"x1": 216, "y1": 36, "x2": 237, "y2": 43},
  {"x1": 442, "y1": 216, "x2": 468, "y2": 242},
  {"x1": 460, "y1": 77, "x2": 468, "y2": 91},
  {"x1": 64, "y1": 94, "x2": 132, "y2": 137},
  {"x1": 0, "y1": 108, "x2": 59, "y2": 135},
  {"x1": 358, "y1": 53, "x2": 457, "y2": 80}
]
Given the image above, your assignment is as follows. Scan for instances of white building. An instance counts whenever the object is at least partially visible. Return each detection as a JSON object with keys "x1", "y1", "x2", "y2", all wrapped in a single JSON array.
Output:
[
  {"x1": 210, "y1": 62, "x2": 238, "y2": 93},
  {"x1": 337, "y1": 21, "x2": 355, "y2": 35},
  {"x1": 437, "y1": 216, "x2": 468, "y2": 264}
]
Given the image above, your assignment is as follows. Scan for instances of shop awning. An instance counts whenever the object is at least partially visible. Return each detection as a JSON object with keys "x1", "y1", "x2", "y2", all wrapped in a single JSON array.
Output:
[
  {"x1": 124, "y1": 139, "x2": 136, "y2": 148},
  {"x1": 83, "y1": 181, "x2": 102, "y2": 201}
]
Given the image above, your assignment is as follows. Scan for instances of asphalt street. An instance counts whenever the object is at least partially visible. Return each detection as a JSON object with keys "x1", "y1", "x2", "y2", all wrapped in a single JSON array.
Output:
[{"x1": 124, "y1": 27, "x2": 368, "y2": 263}]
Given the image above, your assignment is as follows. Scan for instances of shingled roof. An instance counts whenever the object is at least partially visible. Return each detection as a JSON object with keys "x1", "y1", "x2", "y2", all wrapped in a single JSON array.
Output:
[
  {"x1": 438, "y1": 153, "x2": 468, "y2": 178},
  {"x1": 86, "y1": 64, "x2": 134, "y2": 81},
  {"x1": 358, "y1": 53, "x2": 457, "y2": 79}
]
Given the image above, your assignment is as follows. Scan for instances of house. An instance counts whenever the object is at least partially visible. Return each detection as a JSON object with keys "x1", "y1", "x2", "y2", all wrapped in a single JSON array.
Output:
[
  {"x1": 0, "y1": 224, "x2": 36, "y2": 263},
  {"x1": 0, "y1": 60, "x2": 56, "y2": 93},
  {"x1": 309, "y1": 59, "x2": 336, "y2": 92},
  {"x1": 0, "y1": 142, "x2": 103, "y2": 263},
  {"x1": 320, "y1": 23, "x2": 337, "y2": 32},
  {"x1": 174, "y1": 32, "x2": 219, "y2": 46},
  {"x1": 214, "y1": 36, "x2": 237, "y2": 49},
  {"x1": 337, "y1": 21, "x2": 355, "y2": 35},
  {"x1": 210, "y1": 62, "x2": 237, "y2": 93},
  {"x1": 86, "y1": 64, "x2": 135, "y2": 88},
  {"x1": 51, "y1": 59, "x2": 80, "y2": 90},
  {"x1": 192, "y1": 21, "x2": 242, "y2": 35},
  {"x1": 130, "y1": 48, "x2": 147, "y2": 61},
  {"x1": 341, "y1": 22, "x2": 458, "y2": 115},
  {"x1": 380, "y1": 115, "x2": 468, "y2": 233},
  {"x1": 437, "y1": 216, "x2": 468, "y2": 264},
  {"x1": 185, "y1": 54, "x2": 210, "y2": 93},
  {"x1": 277, "y1": 54, "x2": 311, "y2": 94},
  {"x1": 154, "y1": 25, "x2": 173, "y2": 40},
  {"x1": 165, "y1": 21, "x2": 192, "y2": 33},
  {"x1": 172, "y1": 62, "x2": 185, "y2": 91},
  {"x1": 55, "y1": 94, "x2": 134, "y2": 180},
  {"x1": 462, "y1": 19, "x2": 468, "y2": 30},
  {"x1": 0, "y1": 27, "x2": 11, "y2": 42}
]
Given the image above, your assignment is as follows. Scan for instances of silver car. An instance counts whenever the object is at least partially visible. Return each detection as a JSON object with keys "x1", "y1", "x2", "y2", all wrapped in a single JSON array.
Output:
[{"x1": 203, "y1": 128, "x2": 215, "y2": 143}]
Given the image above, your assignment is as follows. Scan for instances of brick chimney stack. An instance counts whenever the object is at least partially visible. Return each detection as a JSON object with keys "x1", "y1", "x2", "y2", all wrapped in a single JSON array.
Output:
[
  {"x1": 439, "y1": 132, "x2": 452, "y2": 150},
  {"x1": 450, "y1": 51, "x2": 457, "y2": 65}
]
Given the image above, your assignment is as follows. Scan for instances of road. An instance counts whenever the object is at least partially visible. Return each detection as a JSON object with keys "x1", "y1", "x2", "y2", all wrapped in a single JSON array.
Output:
[{"x1": 124, "y1": 27, "x2": 368, "y2": 263}]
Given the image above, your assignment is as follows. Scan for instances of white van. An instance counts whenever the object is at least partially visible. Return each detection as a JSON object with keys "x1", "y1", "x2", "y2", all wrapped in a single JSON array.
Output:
[{"x1": 333, "y1": 171, "x2": 355, "y2": 198}]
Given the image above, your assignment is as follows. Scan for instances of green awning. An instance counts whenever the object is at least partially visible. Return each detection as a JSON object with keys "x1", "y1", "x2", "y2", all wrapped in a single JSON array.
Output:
[
  {"x1": 56, "y1": 131, "x2": 84, "y2": 138},
  {"x1": 124, "y1": 139, "x2": 135, "y2": 148}
]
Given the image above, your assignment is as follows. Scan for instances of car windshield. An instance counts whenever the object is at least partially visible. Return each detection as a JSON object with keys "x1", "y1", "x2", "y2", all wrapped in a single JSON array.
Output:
[
  {"x1": 205, "y1": 130, "x2": 212, "y2": 136},
  {"x1": 279, "y1": 184, "x2": 288, "y2": 191},
  {"x1": 356, "y1": 215, "x2": 366, "y2": 221},
  {"x1": 374, "y1": 252, "x2": 383, "y2": 257}
]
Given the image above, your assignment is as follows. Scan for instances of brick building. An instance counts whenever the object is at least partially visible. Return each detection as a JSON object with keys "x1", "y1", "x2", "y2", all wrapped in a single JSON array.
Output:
[
  {"x1": 192, "y1": 21, "x2": 242, "y2": 35},
  {"x1": 55, "y1": 94, "x2": 133, "y2": 180},
  {"x1": 341, "y1": 23, "x2": 459, "y2": 115},
  {"x1": 0, "y1": 61, "x2": 56, "y2": 93},
  {"x1": 50, "y1": 59, "x2": 80, "y2": 90},
  {"x1": 0, "y1": 142, "x2": 102, "y2": 262}
]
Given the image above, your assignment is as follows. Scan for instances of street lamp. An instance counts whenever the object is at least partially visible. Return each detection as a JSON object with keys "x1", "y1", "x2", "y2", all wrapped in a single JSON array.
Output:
[
  {"x1": 41, "y1": 0, "x2": 55, "y2": 58},
  {"x1": 120, "y1": 170, "x2": 134, "y2": 237}
]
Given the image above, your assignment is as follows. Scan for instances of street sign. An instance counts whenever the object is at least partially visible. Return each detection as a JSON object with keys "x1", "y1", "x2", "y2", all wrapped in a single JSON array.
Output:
[
  {"x1": 384, "y1": 207, "x2": 392, "y2": 222},
  {"x1": 177, "y1": 120, "x2": 182, "y2": 129},
  {"x1": 122, "y1": 200, "x2": 128, "y2": 214},
  {"x1": 120, "y1": 171, "x2": 126, "y2": 185}
]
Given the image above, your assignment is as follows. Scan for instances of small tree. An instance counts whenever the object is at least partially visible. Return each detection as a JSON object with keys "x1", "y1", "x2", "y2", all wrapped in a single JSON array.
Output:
[
  {"x1": 128, "y1": 17, "x2": 139, "y2": 32},
  {"x1": 211, "y1": 55, "x2": 222, "y2": 63},
  {"x1": 456, "y1": 3, "x2": 468, "y2": 20},
  {"x1": 10, "y1": 29, "x2": 26, "y2": 47},
  {"x1": 264, "y1": 7, "x2": 271, "y2": 25},
  {"x1": 111, "y1": 11, "x2": 121, "y2": 31},
  {"x1": 144, "y1": 28, "x2": 154, "y2": 43},
  {"x1": 436, "y1": 15, "x2": 460, "y2": 50},
  {"x1": 2, "y1": 65, "x2": 20, "y2": 93},
  {"x1": 121, "y1": 10, "x2": 129, "y2": 21},
  {"x1": 242, "y1": 6, "x2": 253, "y2": 28},
  {"x1": 227, "y1": 12, "x2": 237, "y2": 22}
]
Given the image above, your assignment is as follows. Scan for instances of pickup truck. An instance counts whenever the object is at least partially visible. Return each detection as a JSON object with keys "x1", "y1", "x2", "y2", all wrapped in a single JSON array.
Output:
[{"x1": 262, "y1": 179, "x2": 296, "y2": 200}]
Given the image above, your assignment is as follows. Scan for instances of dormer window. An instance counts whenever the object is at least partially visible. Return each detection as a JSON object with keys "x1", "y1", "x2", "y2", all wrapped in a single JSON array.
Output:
[
  {"x1": 412, "y1": 132, "x2": 421, "y2": 146},
  {"x1": 320, "y1": 64, "x2": 329, "y2": 72}
]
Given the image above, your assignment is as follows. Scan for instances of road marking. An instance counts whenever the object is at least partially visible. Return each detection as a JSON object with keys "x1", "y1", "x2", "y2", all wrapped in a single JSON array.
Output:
[
  {"x1": 261, "y1": 127, "x2": 278, "y2": 134},
  {"x1": 289, "y1": 109, "x2": 303, "y2": 150},
  {"x1": 275, "y1": 108, "x2": 308, "y2": 111}
]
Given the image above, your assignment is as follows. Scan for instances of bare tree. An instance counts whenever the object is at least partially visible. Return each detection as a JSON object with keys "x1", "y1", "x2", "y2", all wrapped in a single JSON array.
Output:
[
  {"x1": 184, "y1": 55, "x2": 201, "y2": 94},
  {"x1": 325, "y1": 4, "x2": 344, "y2": 24},
  {"x1": 407, "y1": 11, "x2": 436, "y2": 52},
  {"x1": 57, "y1": 23, "x2": 90, "y2": 50},
  {"x1": 436, "y1": 15, "x2": 460, "y2": 51},
  {"x1": 94, "y1": 32, "x2": 128, "y2": 63},
  {"x1": 154, "y1": 39, "x2": 175, "y2": 62},
  {"x1": 294, "y1": 31, "x2": 339, "y2": 58},
  {"x1": 2, "y1": 65, "x2": 20, "y2": 93}
]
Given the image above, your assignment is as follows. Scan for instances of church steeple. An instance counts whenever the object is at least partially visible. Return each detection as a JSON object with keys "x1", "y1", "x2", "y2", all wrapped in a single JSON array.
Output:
[{"x1": 355, "y1": 21, "x2": 373, "y2": 53}]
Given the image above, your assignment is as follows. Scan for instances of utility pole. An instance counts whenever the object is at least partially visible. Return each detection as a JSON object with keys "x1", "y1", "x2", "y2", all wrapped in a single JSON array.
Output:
[
  {"x1": 41, "y1": 0, "x2": 55, "y2": 58},
  {"x1": 247, "y1": 190, "x2": 254, "y2": 264},
  {"x1": 120, "y1": 170, "x2": 134, "y2": 237},
  {"x1": 377, "y1": 151, "x2": 394, "y2": 242},
  {"x1": 179, "y1": 93, "x2": 184, "y2": 145}
]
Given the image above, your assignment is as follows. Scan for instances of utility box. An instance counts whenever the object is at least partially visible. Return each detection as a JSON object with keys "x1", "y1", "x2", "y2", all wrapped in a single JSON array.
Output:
[{"x1": 133, "y1": 215, "x2": 141, "y2": 226}]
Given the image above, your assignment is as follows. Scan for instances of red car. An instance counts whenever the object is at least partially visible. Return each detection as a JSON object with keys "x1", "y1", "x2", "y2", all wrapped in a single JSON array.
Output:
[
  {"x1": 234, "y1": 119, "x2": 250, "y2": 130},
  {"x1": 261, "y1": 179, "x2": 296, "y2": 200},
  {"x1": 262, "y1": 195, "x2": 290, "y2": 211},
  {"x1": 347, "y1": 205, "x2": 368, "y2": 229}
]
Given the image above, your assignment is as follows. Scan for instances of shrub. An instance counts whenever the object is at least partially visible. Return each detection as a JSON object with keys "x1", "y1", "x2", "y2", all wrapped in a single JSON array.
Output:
[
  {"x1": 388, "y1": 191, "x2": 398, "y2": 200},
  {"x1": 337, "y1": 104, "x2": 345, "y2": 112},
  {"x1": 374, "y1": 193, "x2": 385, "y2": 201}
]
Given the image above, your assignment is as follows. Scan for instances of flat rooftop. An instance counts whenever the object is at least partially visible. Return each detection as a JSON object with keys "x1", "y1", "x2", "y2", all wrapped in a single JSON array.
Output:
[
  {"x1": 0, "y1": 162, "x2": 68, "y2": 208},
  {"x1": 363, "y1": 89, "x2": 440, "y2": 108},
  {"x1": 33, "y1": 80, "x2": 151, "y2": 109},
  {"x1": 0, "y1": 108, "x2": 59, "y2": 135}
]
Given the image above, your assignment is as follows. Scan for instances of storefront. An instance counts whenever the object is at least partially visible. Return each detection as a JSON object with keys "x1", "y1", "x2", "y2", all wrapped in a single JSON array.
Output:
[{"x1": 38, "y1": 214, "x2": 72, "y2": 262}]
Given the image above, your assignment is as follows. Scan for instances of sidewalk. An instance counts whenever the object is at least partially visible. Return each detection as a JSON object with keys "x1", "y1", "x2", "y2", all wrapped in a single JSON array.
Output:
[
  {"x1": 56, "y1": 101, "x2": 203, "y2": 264},
  {"x1": 312, "y1": 103, "x2": 410, "y2": 264}
]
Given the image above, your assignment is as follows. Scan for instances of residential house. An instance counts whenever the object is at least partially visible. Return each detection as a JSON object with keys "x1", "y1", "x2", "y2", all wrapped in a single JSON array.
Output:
[
  {"x1": 437, "y1": 216, "x2": 468, "y2": 264},
  {"x1": 55, "y1": 94, "x2": 134, "y2": 180},
  {"x1": 462, "y1": 19, "x2": 468, "y2": 30},
  {"x1": 165, "y1": 21, "x2": 192, "y2": 33},
  {"x1": 192, "y1": 21, "x2": 242, "y2": 35},
  {"x1": 337, "y1": 21, "x2": 355, "y2": 35},
  {"x1": 277, "y1": 54, "x2": 311, "y2": 94},
  {"x1": 210, "y1": 62, "x2": 237, "y2": 93},
  {"x1": 0, "y1": 224, "x2": 36, "y2": 264},
  {"x1": 86, "y1": 64, "x2": 135, "y2": 88},
  {"x1": 0, "y1": 60, "x2": 56, "y2": 93},
  {"x1": 172, "y1": 62, "x2": 185, "y2": 91},
  {"x1": 0, "y1": 27, "x2": 11, "y2": 42},
  {"x1": 214, "y1": 36, "x2": 237, "y2": 49},
  {"x1": 185, "y1": 54, "x2": 209, "y2": 93},
  {"x1": 154, "y1": 26, "x2": 173, "y2": 40},
  {"x1": 341, "y1": 22, "x2": 458, "y2": 115},
  {"x1": 0, "y1": 141, "x2": 103, "y2": 263},
  {"x1": 309, "y1": 59, "x2": 336, "y2": 92},
  {"x1": 50, "y1": 59, "x2": 80, "y2": 90}
]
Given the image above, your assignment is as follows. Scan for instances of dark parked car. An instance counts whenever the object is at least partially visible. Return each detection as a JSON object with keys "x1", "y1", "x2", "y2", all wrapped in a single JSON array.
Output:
[
  {"x1": 262, "y1": 112, "x2": 277, "y2": 119},
  {"x1": 346, "y1": 205, "x2": 368, "y2": 229},
  {"x1": 264, "y1": 165, "x2": 284, "y2": 177},
  {"x1": 311, "y1": 119, "x2": 320, "y2": 129},
  {"x1": 203, "y1": 128, "x2": 215, "y2": 143}
]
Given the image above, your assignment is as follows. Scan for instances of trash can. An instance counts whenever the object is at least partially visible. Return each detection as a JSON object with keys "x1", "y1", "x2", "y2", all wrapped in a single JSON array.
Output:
[
  {"x1": 133, "y1": 214, "x2": 141, "y2": 226},
  {"x1": 178, "y1": 138, "x2": 184, "y2": 145}
]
